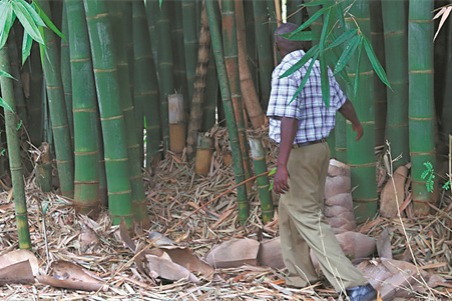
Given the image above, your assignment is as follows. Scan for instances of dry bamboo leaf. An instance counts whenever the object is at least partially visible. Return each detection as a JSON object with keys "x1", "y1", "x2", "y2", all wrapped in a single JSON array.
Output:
[
  {"x1": 158, "y1": 245, "x2": 214, "y2": 277},
  {"x1": 50, "y1": 260, "x2": 105, "y2": 284},
  {"x1": 79, "y1": 222, "x2": 100, "y2": 253},
  {"x1": 380, "y1": 166, "x2": 409, "y2": 218},
  {"x1": 36, "y1": 274, "x2": 106, "y2": 292},
  {"x1": 148, "y1": 232, "x2": 176, "y2": 247},
  {"x1": 119, "y1": 220, "x2": 136, "y2": 252},
  {"x1": 144, "y1": 253, "x2": 200, "y2": 283},
  {"x1": 0, "y1": 249, "x2": 39, "y2": 276},
  {"x1": 257, "y1": 238, "x2": 285, "y2": 270},
  {"x1": 335, "y1": 231, "x2": 376, "y2": 259},
  {"x1": 378, "y1": 268, "x2": 416, "y2": 300},
  {"x1": 0, "y1": 260, "x2": 34, "y2": 285},
  {"x1": 376, "y1": 228, "x2": 393, "y2": 259},
  {"x1": 205, "y1": 238, "x2": 260, "y2": 268}
]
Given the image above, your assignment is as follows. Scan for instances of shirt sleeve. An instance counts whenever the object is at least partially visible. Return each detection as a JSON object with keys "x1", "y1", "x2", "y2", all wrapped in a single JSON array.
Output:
[{"x1": 266, "y1": 71, "x2": 302, "y2": 119}]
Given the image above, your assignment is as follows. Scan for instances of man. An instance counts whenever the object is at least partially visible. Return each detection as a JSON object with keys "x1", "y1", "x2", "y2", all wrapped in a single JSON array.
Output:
[{"x1": 267, "y1": 23, "x2": 377, "y2": 301}]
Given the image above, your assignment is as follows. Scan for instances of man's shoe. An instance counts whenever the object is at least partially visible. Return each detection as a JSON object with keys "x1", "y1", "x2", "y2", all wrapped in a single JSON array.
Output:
[{"x1": 345, "y1": 283, "x2": 377, "y2": 301}]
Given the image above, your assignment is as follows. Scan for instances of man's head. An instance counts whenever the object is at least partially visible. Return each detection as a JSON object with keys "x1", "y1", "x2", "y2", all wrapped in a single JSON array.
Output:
[{"x1": 275, "y1": 23, "x2": 310, "y2": 58}]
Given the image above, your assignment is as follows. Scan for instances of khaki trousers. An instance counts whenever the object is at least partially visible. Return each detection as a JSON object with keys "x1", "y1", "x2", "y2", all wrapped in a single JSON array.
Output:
[{"x1": 279, "y1": 142, "x2": 367, "y2": 292}]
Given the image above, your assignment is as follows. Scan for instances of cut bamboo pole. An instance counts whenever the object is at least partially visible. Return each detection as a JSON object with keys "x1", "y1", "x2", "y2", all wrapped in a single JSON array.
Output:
[
  {"x1": 195, "y1": 133, "x2": 213, "y2": 176},
  {"x1": 248, "y1": 136, "x2": 273, "y2": 224},
  {"x1": 169, "y1": 93, "x2": 186, "y2": 155}
]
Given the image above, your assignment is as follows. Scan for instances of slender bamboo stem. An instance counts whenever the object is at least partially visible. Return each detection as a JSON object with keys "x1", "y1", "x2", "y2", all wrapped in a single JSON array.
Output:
[
  {"x1": 182, "y1": 0, "x2": 198, "y2": 104},
  {"x1": 61, "y1": 3, "x2": 74, "y2": 142},
  {"x1": 27, "y1": 43, "x2": 44, "y2": 147},
  {"x1": 206, "y1": 0, "x2": 248, "y2": 224},
  {"x1": 0, "y1": 44, "x2": 32, "y2": 249}
]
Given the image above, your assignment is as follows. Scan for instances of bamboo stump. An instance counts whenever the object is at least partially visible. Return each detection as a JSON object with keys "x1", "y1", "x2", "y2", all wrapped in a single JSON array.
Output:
[
  {"x1": 195, "y1": 133, "x2": 213, "y2": 176},
  {"x1": 35, "y1": 142, "x2": 53, "y2": 193},
  {"x1": 168, "y1": 94, "x2": 186, "y2": 156}
]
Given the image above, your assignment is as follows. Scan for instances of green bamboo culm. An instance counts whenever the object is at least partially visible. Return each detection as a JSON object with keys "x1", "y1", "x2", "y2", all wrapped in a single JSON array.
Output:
[
  {"x1": 83, "y1": 0, "x2": 134, "y2": 226},
  {"x1": 335, "y1": 114, "x2": 347, "y2": 163},
  {"x1": 220, "y1": 0, "x2": 252, "y2": 191},
  {"x1": 132, "y1": 0, "x2": 161, "y2": 168},
  {"x1": 61, "y1": 3, "x2": 74, "y2": 142},
  {"x1": 345, "y1": 0, "x2": 377, "y2": 223},
  {"x1": 0, "y1": 45, "x2": 32, "y2": 249},
  {"x1": 369, "y1": 0, "x2": 387, "y2": 147},
  {"x1": 202, "y1": 49, "x2": 218, "y2": 132},
  {"x1": 441, "y1": 6, "x2": 452, "y2": 147},
  {"x1": 248, "y1": 136, "x2": 273, "y2": 224},
  {"x1": 206, "y1": 0, "x2": 249, "y2": 224},
  {"x1": 66, "y1": 0, "x2": 102, "y2": 216},
  {"x1": 146, "y1": 0, "x2": 174, "y2": 151},
  {"x1": 408, "y1": 0, "x2": 435, "y2": 215},
  {"x1": 27, "y1": 43, "x2": 44, "y2": 147},
  {"x1": 182, "y1": 0, "x2": 198, "y2": 104},
  {"x1": 286, "y1": 0, "x2": 302, "y2": 24},
  {"x1": 381, "y1": 0, "x2": 409, "y2": 168},
  {"x1": 252, "y1": 1, "x2": 273, "y2": 109},
  {"x1": 171, "y1": 0, "x2": 188, "y2": 101},
  {"x1": 111, "y1": 1, "x2": 149, "y2": 227},
  {"x1": 39, "y1": 0, "x2": 74, "y2": 198}
]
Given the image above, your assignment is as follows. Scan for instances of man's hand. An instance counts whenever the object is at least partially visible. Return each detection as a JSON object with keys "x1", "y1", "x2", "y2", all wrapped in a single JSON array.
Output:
[
  {"x1": 352, "y1": 122, "x2": 364, "y2": 141},
  {"x1": 273, "y1": 165, "x2": 290, "y2": 194}
]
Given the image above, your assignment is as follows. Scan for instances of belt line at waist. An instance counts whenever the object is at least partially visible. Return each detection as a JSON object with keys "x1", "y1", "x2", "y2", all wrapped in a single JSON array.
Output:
[{"x1": 292, "y1": 138, "x2": 327, "y2": 148}]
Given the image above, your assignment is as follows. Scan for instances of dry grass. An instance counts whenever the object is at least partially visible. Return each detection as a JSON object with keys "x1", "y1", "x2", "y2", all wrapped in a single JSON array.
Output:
[{"x1": 0, "y1": 126, "x2": 450, "y2": 300}]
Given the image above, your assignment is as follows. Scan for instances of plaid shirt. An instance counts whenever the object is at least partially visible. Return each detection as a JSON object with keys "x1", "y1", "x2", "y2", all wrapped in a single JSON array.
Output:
[{"x1": 266, "y1": 50, "x2": 347, "y2": 144}]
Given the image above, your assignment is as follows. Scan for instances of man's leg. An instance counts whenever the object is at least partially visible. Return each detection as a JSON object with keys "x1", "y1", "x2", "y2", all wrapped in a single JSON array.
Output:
[{"x1": 286, "y1": 142, "x2": 368, "y2": 292}]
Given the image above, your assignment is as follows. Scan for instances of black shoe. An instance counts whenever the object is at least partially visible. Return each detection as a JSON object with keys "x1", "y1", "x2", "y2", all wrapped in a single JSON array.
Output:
[{"x1": 345, "y1": 283, "x2": 377, "y2": 301}]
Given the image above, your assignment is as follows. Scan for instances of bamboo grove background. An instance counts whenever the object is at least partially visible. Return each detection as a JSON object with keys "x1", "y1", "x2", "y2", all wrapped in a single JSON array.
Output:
[{"x1": 0, "y1": 0, "x2": 451, "y2": 248}]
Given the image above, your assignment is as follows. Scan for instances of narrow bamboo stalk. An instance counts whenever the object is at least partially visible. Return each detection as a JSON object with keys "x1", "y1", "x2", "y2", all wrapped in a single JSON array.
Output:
[
  {"x1": 40, "y1": 0, "x2": 74, "y2": 198},
  {"x1": 221, "y1": 0, "x2": 252, "y2": 190},
  {"x1": 83, "y1": 0, "x2": 133, "y2": 226},
  {"x1": 381, "y1": 0, "x2": 409, "y2": 168},
  {"x1": 186, "y1": 3, "x2": 210, "y2": 158},
  {"x1": 182, "y1": 0, "x2": 198, "y2": 103},
  {"x1": 171, "y1": 1, "x2": 188, "y2": 102},
  {"x1": 286, "y1": 0, "x2": 302, "y2": 24},
  {"x1": 235, "y1": 0, "x2": 265, "y2": 129},
  {"x1": 27, "y1": 43, "x2": 44, "y2": 147},
  {"x1": 0, "y1": 45, "x2": 32, "y2": 249},
  {"x1": 202, "y1": 48, "x2": 218, "y2": 132},
  {"x1": 206, "y1": 0, "x2": 248, "y2": 223},
  {"x1": 66, "y1": 0, "x2": 101, "y2": 216},
  {"x1": 132, "y1": 0, "x2": 161, "y2": 168},
  {"x1": 61, "y1": 3, "x2": 74, "y2": 142},
  {"x1": 248, "y1": 136, "x2": 273, "y2": 224},
  {"x1": 408, "y1": 0, "x2": 435, "y2": 215}
]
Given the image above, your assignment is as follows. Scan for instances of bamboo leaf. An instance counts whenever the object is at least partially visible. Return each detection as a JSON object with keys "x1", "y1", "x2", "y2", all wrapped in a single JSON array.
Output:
[
  {"x1": 320, "y1": 57, "x2": 330, "y2": 107},
  {"x1": 280, "y1": 44, "x2": 319, "y2": 78},
  {"x1": 21, "y1": 31, "x2": 33, "y2": 64},
  {"x1": 434, "y1": 6, "x2": 452, "y2": 41},
  {"x1": 288, "y1": 51, "x2": 320, "y2": 104},
  {"x1": 325, "y1": 28, "x2": 357, "y2": 51},
  {"x1": 282, "y1": 30, "x2": 314, "y2": 41},
  {"x1": 18, "y1": 0, "x2": 45, "y2": 27},
  {"x1": 32, "y1": 0, "x2": 64, "y2": 39},
  {"x1": 289, "y1": 5, "x2": 331, "y2": 35},
  {"x1": 333, "y1": 34, "x2": 361, "y2": 75},
  {"x1": 302, "y1": 0, "x2": 331, "y2": 7},
  {"x1": 334, "y1": 1, "x2": 346, "y2": 28},
  {"x1": 318, "y1": 9, "x2": 331, "y2": 52},
  {"x1": 0, "y1": 97, "x2": 15, "y2": 113},
  {"x1": 0, "y1": 2, "x2": 14, "y2": 49},
  {"x1": 353, "y1": 40, "x2": 364, "y2": 97},
  {"x1": 11, "y1": 0, "x2": 44, "y2": 44},
  {"x1": 0, "y1": 69, "x2": 15, "y2": 80},
  {"x1": 363, "y1": 36, "x2": 391, "y2": 88}
]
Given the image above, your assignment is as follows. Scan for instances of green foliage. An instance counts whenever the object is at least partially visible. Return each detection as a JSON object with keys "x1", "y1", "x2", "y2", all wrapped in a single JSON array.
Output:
[
  {"x1": 421, "y1": 161, "x2": 435, "y2": 193},
  {"x1": 280, "y1": 0, "x2": 391, "y2": 104},
  {"x1": 0, "y1": 97, "x2": 14, "y2": 112}
]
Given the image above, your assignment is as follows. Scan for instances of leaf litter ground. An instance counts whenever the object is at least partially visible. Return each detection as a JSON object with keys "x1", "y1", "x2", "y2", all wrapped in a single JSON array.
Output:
[{"x1": 0, "y1": 126, "x2": 451, "y2": 300}]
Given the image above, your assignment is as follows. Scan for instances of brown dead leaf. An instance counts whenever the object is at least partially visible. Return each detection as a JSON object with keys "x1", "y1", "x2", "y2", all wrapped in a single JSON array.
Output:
[
  {"x1": 159, "y1": 245, "x2": 214, "y2": 277},
  {"x1": 144, "y1": 253, "x2": 200, "y2": 283},
  {"x1": 257, "y1": 238, "x2": 285, "y2": 270},
  {"x1": 376, "y1": 228, "x2": 393, "y2": 259},
  {"x1": 0, "y1": 260, "x2": 34, "y2": 285},
  {"x1": 36, "y1": 274, "x2": 106, "y2": 292},
  {"x1": 50, "y1": 260, "x2": 105, "y2": 284},
  {"x1": 205, "y1": 238, "x2": 260, "y2": 268},
  {"x1": 79, "y1": 222, "x2": 100, "y2": 253},
  {"x1": 0, "y1": 249, "x2": 39, "y2": 276}
]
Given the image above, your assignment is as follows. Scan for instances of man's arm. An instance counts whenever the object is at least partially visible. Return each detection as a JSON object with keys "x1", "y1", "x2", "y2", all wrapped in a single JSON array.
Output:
[
  {"x1": 273, "y1": 117, "x2": 298, "y2": 194},
  {"x1": 338, "y1": 99, "x2": 363, "y2": 141}
]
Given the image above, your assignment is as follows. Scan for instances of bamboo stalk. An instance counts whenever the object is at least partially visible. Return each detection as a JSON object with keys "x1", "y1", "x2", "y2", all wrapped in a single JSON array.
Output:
[
  {"x1": 248, "y1": 136, "x2": 273, "y2": 224},
  {"x1": 206, "y1": 0, "x2": 248, "y2": 223},
  {"x1": 0, "y1": 44, "x2": 32, "y2": 249},
  {"x1": 235, "y1": 0, "x2": 265, "y2": 129},
  {"x1": 345, "y1": 0, "x2": 377, "y2": 223},
  {"x1": 39, "y1": 0, "x2": 74, "y2": 198},
  {"x1": 83, "y1": 0, "x2": 133, "y2": 226},
  {"x1": 186, "y1": 2, "x2": 211, "y2": 159},
  {"x1": 182, "y1": 0, "x2": 198, "y2": 103},
  {"x1": 26, "y1": 43, "x2": 44, "y2": 147},
  {"x1": 381, "y1": 0, "x2": 409, "y2": 168},
  {"x1": 408, "y1": 0, "x2": 436, "y2": 215},
  {"x1": 221, "y1": 0, "x2": 252, "y2": 191},
  {"x1": 61, "y1": 3, "x2": 74, "y2": 142},
  {"x1": 202, "y1": 48, "x2": 218, "y2": 132},
  {"x1": 171, "y1": 1, "x2": 188, "y2": 102},
  {"x1": 66, "y1": 0, "x2": 102, "y2": 216}
]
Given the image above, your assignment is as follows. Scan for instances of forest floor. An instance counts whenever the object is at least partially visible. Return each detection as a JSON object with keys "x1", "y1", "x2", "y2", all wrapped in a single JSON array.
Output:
[{"x1": 0, "y1": 126, "x2": 451, "y2": 300}]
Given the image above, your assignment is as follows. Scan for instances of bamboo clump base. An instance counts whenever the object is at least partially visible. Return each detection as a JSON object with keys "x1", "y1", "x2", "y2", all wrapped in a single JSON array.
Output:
[{"x1": 0, "y1": 126, "x2": 450, "y2": 300}]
